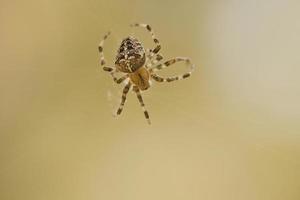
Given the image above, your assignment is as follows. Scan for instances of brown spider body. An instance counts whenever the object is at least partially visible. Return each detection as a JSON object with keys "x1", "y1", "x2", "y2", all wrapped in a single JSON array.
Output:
[
  {"x1": 98, "y1": 23, "x2": 194, "y2": 124},
  {"x1": 129, "y1": 66, "x2": 150, "y2": 90},
  {"x1": 115, "y1": 36, "x2": 150, "y2": 90}
]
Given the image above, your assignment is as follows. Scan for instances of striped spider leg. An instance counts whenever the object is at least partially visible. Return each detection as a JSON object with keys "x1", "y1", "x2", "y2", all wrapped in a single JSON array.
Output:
[
  {"x1": 133, "y1": 86, "x2": 151, "y2": 124},
  {"x1": 98, "y1": 31, "x2": 129, "y2": 84},
  {"x1": 149, "y1": 57, "x2": 195, "y2": 82},
  {"x1": 115, "y1": 82, "x2": 132, "y2": 116},
  {"x1": 130, "y1": 23, "x2": 161, "y2": 60},
  {"x1": 145, "y1": 49, "x2": 164, "y2": 69}
]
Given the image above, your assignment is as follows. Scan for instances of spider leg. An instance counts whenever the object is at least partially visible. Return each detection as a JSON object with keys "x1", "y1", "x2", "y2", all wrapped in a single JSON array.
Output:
[
  {"x1": 146, "y1": 49, "x2": 164, "y2": 68},
  {"x1": 116, "y1": 82, "x2": 132, "y2": 116},
  {"x1": 98, "y1": 31, "x2": 128, "y2": 84},
  {"x1": 150, "y1": 57, "x2": 195, "y2": 82},
  {"x1": 98, "y1": 31, "x2": 111, "y2": 69},
  {"x1": 154, "y1": 53, "x2": 164, "y2": 62},
  {"x1": 146, "y1": 49, "x2": 163, "y2": 60},
  {"x1": 145, "y1": 50, "x2": 163, "y2": 70},
  {"x1": 130, "y1": 23, "x2": 161, "y2": 56},
  {"x1": 133, "y1": 86, "x2": 151, "y2": 124},
  {"x1": 111, "y1": 74, "x2": 129, "y2": 84}
]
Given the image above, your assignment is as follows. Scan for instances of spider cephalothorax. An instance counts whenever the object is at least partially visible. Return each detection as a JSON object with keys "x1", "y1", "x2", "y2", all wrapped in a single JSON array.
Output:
[{"x1": 98, "y1": 23, "x2": 195, "y2": 124}]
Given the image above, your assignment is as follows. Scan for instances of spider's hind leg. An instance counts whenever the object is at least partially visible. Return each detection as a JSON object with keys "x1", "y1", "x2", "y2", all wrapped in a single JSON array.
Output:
[
  {"x1": 116, "y1": 82, "x2": 132, "y2": 116},
  {"x1": 133, "y1": 86, "x2": 151, "y2": 125},
  {"x1": 150, "y1": 57, "x2": 195, "y2": 83}
]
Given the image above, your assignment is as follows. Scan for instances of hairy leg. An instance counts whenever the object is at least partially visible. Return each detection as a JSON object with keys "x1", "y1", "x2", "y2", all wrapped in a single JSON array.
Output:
[
  {"x1": 115, "y1": 82, "x2": 132, "y2": 116},
  {"x1": 133, "y1": 86, "x2": 151, "y2": 124},
  {"x1": 130, "y1": 23, "x2": 161, "y2": 56},
  {"x1": 150, "y1": 57, "x2": 195, "y2": 82}
]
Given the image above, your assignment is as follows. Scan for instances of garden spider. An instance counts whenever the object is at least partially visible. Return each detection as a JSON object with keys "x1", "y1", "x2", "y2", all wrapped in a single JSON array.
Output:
[{"x1": 98, "y1": 23, "x2": 195, "y2": 124}]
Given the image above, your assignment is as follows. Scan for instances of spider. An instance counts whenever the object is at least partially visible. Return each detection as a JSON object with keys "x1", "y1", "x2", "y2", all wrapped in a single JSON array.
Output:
[{"x1": 98, "y1": 23, "x2": 195, "y2": 124}]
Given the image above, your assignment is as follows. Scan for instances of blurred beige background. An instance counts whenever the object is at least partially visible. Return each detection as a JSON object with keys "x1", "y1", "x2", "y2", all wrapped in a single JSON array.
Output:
[{"x1": 1, "y1": 0, "x2": 300, "y2": 200}]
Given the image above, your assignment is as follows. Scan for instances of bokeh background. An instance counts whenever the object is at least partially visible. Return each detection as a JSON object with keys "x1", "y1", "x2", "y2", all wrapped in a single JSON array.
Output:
[{"x1": 1, "y1": 0, "x2": 300, "y2": 199}]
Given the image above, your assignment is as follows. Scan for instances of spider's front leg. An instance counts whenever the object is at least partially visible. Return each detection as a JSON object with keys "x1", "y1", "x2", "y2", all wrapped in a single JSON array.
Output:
[
  {"x1": 98, "y1": 31, "x2": 111, "y2": 69},
  {"x1": 150, "y1": 57, "x2": 195, "y2": 82},
  {"x1": 98, "y1": 31, "x2": 128, "y2": 85}
]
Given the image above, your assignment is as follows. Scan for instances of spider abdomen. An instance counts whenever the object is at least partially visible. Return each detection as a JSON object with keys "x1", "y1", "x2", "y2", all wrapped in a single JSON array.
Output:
[{"x1": 115, "y1": 36, "x2": 146, "y2": 73}]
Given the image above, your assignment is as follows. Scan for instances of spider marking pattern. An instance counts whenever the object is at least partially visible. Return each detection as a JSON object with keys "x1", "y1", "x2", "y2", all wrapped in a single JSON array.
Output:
[{"x1": 98, "y1": 23, "x2": 195, "y2": 124}]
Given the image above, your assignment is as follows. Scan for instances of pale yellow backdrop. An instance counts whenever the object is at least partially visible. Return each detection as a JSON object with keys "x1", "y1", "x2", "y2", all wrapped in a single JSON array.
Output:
[{"x1": 1, "y1": 0, "x2": 300, "y2": 200}]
